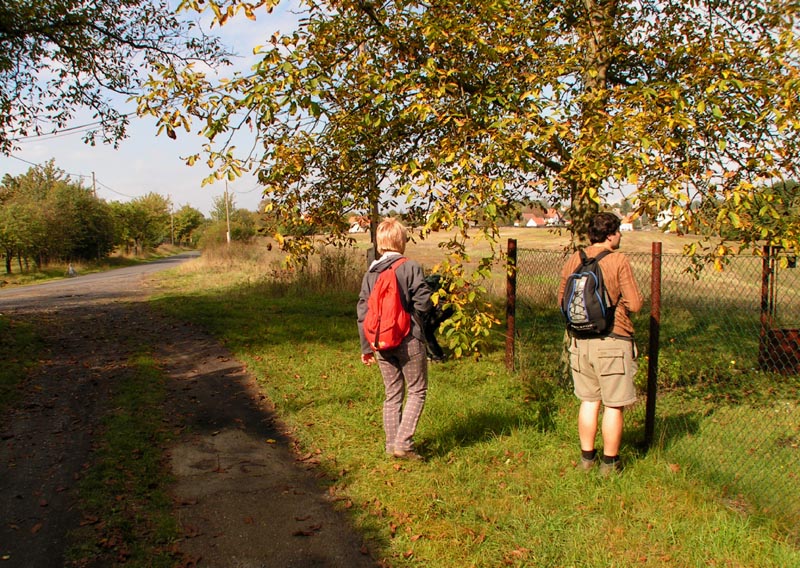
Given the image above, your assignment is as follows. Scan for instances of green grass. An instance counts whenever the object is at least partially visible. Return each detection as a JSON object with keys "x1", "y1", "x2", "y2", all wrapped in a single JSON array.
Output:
[
  {"x1": 149, "y1": 248, "x2": 800, "y2": 567},
  {"x1": 516, "y1": 244, "x2": 800, "y2": 547},
  {"x1": 68, "y1": 352, "x2": 179, "y2": 567},
  {"x1": 0, "y1": 315, "x2": 40, "y2": 412}
]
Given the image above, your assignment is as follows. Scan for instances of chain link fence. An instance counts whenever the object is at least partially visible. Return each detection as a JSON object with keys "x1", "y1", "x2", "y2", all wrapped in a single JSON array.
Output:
[{"x1": 510, "y1": 244, "x2": 800, "y2": 533}]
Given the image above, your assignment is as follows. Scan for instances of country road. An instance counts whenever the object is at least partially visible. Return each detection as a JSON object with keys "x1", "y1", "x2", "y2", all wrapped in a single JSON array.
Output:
[
  {"x1": 0, "y1": 254, "x2": 376, "y2": 567},
  {"x1": 0, "y1": 252, "x2": 201, "y2": 311}
]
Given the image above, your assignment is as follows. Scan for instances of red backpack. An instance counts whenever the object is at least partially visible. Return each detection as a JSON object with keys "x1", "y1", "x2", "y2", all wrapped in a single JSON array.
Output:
[{"x1": 363, "y1": 258, "x2": 411, "y2": 351}]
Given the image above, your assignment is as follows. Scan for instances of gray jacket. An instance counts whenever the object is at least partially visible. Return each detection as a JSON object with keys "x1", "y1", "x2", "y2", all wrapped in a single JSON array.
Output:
[{"x1": 357, "y1": 252, "x2": 433, "y2": 354}]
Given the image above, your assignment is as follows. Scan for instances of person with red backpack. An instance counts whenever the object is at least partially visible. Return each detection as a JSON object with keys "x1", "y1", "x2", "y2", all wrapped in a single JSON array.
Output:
[{"x1": 357, "y1": 218, "x2": 434, "y2": 461}]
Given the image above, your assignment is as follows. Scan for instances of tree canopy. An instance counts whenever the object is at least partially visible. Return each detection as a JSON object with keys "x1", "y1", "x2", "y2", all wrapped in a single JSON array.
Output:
[
  {"x1": 0, "y1": 162, "x2": 195, "y2": 272},
  {"x1": 138, "y1": 0, "x2": 800, "y2": 353},
  {"x1": 0, "y1": 0, "x2": 228, "y2": 154},
  {"x1": 0, "y1": 161, "x2": 116, "y2": 270},
  {"x1": 141, "y1": 0, "x2": 800, "y2": 246},
  {"x1": 111, "y1": 193, "x2": 172, "y2": 255}
]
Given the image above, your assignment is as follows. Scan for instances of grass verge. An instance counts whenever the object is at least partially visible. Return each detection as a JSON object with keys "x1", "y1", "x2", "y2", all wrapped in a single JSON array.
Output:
[
  {"x1": 149, "y1": 247, "x2": 800, "y2": 567},
  {"x1": 68, "y1": 352, "x2": 179, "y2": 567},
  {"x1": 0, "y1": 315, "x2": 40, "y2": 413}
]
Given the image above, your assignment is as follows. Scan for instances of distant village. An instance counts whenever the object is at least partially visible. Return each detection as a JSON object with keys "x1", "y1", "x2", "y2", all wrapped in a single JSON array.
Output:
[{"x1": 348, "y1": 205, "x2": 667, "y2": 234}]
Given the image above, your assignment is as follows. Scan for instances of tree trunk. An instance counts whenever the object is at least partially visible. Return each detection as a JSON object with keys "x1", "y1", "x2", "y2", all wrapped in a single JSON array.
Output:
[
  {"x1": 564, "y1": 0, "x2": 617, "y2": 245},
  {"x1": 368, "y1": 179, "x2": 380, "y2": 265},
  {"x1": 568, "y1": 180, "x2": 600, "y2": 246}
]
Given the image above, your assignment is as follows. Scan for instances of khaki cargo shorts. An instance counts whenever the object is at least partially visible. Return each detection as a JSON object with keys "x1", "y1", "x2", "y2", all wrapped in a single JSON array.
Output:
[{"x1": 568, "y1": 335, "x2": 638, "y2": 407}]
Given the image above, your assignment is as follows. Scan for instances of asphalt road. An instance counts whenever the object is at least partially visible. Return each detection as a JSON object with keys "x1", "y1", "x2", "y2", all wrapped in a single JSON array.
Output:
[{"x1": 0, "y1": 252, "x2": 200, "y2": 311}]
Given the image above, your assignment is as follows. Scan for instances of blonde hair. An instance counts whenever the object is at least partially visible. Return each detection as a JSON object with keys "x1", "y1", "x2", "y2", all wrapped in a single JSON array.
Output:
[{"x1": 376, "y1": 217, "x2": 407, "y2": 254}]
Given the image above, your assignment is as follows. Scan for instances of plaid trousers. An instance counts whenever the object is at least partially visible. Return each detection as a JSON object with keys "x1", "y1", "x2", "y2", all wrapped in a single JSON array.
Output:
[{"x1": 376, "y1": 336, "x2": 428, "y2": 453}]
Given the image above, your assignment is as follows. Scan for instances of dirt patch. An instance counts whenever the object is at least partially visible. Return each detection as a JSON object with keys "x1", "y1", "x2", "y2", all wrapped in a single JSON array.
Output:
[{"x1": 0, "y1": 262, "x2": 376, "y2": 567}]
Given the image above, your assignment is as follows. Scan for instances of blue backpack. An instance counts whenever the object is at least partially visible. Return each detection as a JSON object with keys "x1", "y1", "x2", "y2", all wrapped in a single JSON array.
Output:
[{"x1": 561, "y1": 249, "x2": 615, "y2": 337}]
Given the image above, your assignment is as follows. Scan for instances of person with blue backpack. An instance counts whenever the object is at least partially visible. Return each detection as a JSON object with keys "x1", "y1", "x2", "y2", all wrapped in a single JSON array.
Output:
[
  {"x1": 358, "y1": 218, "x2": 434, "y2": 461},
  {"x1": 558, "y1": 212, "x2": 644, "y2": 475}
]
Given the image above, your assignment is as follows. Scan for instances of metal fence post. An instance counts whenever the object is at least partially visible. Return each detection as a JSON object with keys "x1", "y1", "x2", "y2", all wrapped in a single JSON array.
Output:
[
  {"x1": 506, "y1": 239, "x2": 517, "y2": 371},
  {"x1": 759, "y1": 245, "x2": 772, "y2": 370},
  {"x1": 645, "y1": 241, "x2": 662, "y2": 449}
]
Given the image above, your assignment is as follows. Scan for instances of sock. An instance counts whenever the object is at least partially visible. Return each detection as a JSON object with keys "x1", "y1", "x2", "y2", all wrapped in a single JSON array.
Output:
[
  {"x1": 601, "y1": 454, "x2": 619, "y2": 464},
  {"x1": 581, "y1": 449, "x2": 597, "y2": 461}
]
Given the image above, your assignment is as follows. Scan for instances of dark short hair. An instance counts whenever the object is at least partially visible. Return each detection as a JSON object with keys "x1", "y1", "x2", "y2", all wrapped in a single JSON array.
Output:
[{"x1": 588, "y1": 212, "x2": 621, "y2": 244}]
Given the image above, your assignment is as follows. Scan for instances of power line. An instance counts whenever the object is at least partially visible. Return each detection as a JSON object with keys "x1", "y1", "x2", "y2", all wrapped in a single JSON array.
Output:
[
  {"x1": 94, "y1": 178, "x2": 137, "y2": 199},
  {"x1": 6, "y1": 154, "x2": 135, "y2": 199},
  {"x1": 7, "y1": 154, "x2": 92, "y2": 181},
  {"x1": 231, "y1": 183, "x2": 262, "y2": 195},
  {"x1": 9, "y1": 113, "x2": 137, "y2": 143}
]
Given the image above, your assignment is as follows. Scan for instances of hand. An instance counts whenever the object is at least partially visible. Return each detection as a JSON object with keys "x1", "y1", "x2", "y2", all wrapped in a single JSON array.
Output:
[{"x1": 361, "y1": 352, "x2": 375, "y2": 366}]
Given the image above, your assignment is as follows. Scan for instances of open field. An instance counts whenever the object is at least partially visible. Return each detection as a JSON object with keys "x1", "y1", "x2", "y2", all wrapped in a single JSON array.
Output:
[{"x1": 349, "y1": 226, "x2": 698, "y2": 268}]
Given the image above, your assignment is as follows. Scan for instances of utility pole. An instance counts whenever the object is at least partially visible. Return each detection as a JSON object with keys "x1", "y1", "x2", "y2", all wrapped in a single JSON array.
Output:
[
  {"x1": 92, "y1": 171, "x2": 97, "y2": 198},
  {"x1": 169, "y1": 195, "x2": 174, "y2": 246},
  {"x1": 225, "y1": 181, "x2": 231, "y2": 245}
]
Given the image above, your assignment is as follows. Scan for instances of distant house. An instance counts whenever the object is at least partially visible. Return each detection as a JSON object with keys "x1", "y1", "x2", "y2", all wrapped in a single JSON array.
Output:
[
  {"x1": 520, "y1": 208, "x2": 563, "y2": 228},
  {"x1": 656, "y1": 211, "x2": 673, "y2": 228},
  {"x1": 620, "y1": 214, "x2": 635, "y2": 232},
  {"x1": 543, "y1": 208, "x2": 564, "y2": 226},
  {"x1": 521, "y1": 212, "x2": 546, "y2": 227},
  {"x1": 347, "y1": 215, "x2": 369, "y2": 233}
]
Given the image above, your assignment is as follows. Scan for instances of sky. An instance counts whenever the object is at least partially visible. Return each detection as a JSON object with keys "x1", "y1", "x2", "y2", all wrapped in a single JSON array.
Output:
[{"x1": 0, "y1": 3, "x2": 301, "y2": 216}]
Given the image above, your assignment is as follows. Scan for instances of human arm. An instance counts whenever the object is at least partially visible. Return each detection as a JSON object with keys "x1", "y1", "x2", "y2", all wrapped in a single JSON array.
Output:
[{"x1": 356, "y1": 271, "x2": 375, "y2": 355}]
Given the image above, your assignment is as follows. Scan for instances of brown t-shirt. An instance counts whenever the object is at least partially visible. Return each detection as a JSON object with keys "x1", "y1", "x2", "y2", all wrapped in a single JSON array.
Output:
[{"x1": 557, "y1": 245, "x2": 644, "y2": 337}]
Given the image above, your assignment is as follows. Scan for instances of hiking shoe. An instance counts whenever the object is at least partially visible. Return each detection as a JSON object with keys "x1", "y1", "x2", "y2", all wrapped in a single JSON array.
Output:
[
  {"x1": 578, "y1": 456, "x2": 597, "y2": 471},
  {"x1": 599, "y1": 459, "x2": 622, "y2": 477},
  {"x1": 393, "y1": 449, "x2": 424, "y2": 461}
]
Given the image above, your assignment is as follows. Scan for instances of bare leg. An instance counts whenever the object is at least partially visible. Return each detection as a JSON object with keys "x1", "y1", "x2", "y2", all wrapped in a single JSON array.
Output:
[
  {"x1": 601, "y1": 406, "x2": 624, "y2": 456},
  {"x1": 578, "y1": 400, "x2": 602, "y2": 452}
]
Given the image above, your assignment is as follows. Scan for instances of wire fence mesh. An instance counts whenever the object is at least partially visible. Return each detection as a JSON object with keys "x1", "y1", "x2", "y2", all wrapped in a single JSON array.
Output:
[{"x1": 511, "y1": 245, "x2": 800, "y2": 532}]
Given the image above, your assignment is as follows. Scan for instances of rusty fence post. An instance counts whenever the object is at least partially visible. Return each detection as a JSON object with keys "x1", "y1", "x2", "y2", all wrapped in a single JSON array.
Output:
[
  {"x1": 645, "y1": 242, "x2": 662, "y2": 449},
  {"x1": 506, "y1": 239, "x2": 517, "y2": 371},
  {"x1": 759, "y1": 245, "x2": 772, "y2": 370}
]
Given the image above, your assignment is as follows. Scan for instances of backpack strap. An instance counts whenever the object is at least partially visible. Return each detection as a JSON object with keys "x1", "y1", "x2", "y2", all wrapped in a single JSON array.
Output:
[
  {"x1": 379, "y1": 256, "x2": 407, "y2": 278},
  {"x1": 587, "y1": 249, "x2": 614, "y2": 306},
  {"x1": 593, "y1": 249, "x2": 612, "y2": 262},
  {"x1": 378, "y1": 256, "x2": 409, "y2": 310},
  {"x1": 579, "y1": 248, "x2": 612, "y2": 263}
]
